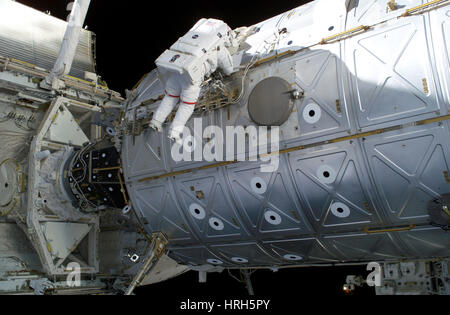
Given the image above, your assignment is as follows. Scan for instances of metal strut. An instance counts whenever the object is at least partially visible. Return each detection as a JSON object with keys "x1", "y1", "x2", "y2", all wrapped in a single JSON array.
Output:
[
  {"x1": 242, "y1": 270, "x2": 255, "y2": 296},
  {"x1": 124, "y1": 232, "x2": 168, "y2": 295}
]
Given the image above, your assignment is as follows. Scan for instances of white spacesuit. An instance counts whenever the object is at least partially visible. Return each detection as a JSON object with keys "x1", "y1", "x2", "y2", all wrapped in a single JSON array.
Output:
[{"x1": 150, "y1": 18, "x2": 237, "y2": 143}]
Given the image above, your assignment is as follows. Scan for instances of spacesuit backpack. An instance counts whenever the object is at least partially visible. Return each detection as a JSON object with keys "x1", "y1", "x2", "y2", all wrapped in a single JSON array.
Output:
[{"x1": 155, "y1": 18, "x2": 232, "y2": 85}]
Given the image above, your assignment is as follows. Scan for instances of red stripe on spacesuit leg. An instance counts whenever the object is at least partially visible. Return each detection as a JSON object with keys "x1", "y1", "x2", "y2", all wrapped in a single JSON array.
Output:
[
  {"x1": 165, "y1": 90, "x2": 180, "y2": 98},
  {"x1": 182, "y1": 101, "x2": 197, "y2": 105}
]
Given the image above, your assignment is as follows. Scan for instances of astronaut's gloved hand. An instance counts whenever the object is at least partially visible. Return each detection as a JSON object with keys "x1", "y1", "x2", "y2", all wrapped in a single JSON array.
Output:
[{"x1": 149, "y1": 119, "x2": 163, "y2": 132}]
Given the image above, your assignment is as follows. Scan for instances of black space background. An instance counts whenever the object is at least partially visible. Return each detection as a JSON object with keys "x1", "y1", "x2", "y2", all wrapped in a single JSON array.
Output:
[{"x1": 15, "y1": 0, "x2": 375, "y2": 301}]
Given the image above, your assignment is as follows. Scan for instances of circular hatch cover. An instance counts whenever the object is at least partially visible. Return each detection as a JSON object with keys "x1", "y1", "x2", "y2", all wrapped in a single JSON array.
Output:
[
  {"x1": 0, "y1": 160, "x2": 18, "y2": 207},
  {"x1": 248, "y1": 77, "x2": 294, "y2": 126}
]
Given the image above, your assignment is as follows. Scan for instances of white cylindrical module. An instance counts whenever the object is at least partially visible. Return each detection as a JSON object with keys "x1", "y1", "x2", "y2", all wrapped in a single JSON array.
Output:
[{"x1": 121, "y1": 0, "x2": 450, "y2": 268}]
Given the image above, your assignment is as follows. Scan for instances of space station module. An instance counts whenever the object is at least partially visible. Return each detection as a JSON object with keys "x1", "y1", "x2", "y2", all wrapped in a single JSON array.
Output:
[{"x1": 151, "y1": 18, "x2": 237, "y2": 143}]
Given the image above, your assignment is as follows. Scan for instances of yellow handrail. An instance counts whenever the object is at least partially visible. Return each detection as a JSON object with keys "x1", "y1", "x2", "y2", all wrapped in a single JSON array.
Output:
[
  {"x1": 401, "y1": 0, "x2": 449, "y2": 17},
  {"x1": 364, "y1": 225, "x2": 417, "y2": 234}
]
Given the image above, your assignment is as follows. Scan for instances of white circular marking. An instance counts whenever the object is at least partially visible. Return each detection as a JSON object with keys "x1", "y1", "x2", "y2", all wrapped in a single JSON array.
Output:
[
  {"x1": 303, "y1": 103, "x2": 322, "y2": 124},
  {"x1": 122, "y1": 205, "x2": 132, "y2": 215},
  {"x1": 231, "y1": 257, "x2": 249, "y2": 264},
  {"x1": 0, "y1": 161, "x2": 16, "y2": 207},
  {"x1": 130, "y1": 254, "x2": 139, "y2": 263},
  {"x1": 183, "y1": 135, "x2": 196, "y2": 153},
  {"x1": 207, "y1": 259, "x2": 223, "y2": 265},
  {"x1": 189, "y1": 203, "x2": 206, "y2": 220},
  {"x1": 101, "y1": 153, "x2": 107, "y2": 158},
  {"x1": 284, "y1": 254, "x2": 303, "y2": 261},
  {"x1": 251, "y1": 177, "x2": 267, "y2": 195},
  {"x1": 317, "y1": 165, "x2": 337, "y2": 184},
  {"x1": 106, "y1": 127, "x2": 116, "y2": 136},
  {"x1": 264, "y1": 210, "x2": 282, "y2": 225},
  {"x1": 108, "y1": 187, "x2": 114, "y2": 192},
  {"x1": 209, "y1": 217, "x2": 225, "y2": 231},
  {"x1": 331, "y1": 202, "x2": 351, "y2": 218}
]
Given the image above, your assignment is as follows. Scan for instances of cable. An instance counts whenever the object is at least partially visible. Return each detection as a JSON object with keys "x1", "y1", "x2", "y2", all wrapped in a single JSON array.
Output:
[
  {"x1": 70, "y1": 135, "x2": 110, "y2": 211},
  {"x1": 227, "y1": 269, "x2": 245, "y2": 283},
  {"x1": 231, "y1": 29, "x2": 285, "y2": 105},
  {"x1": 231, "y1": 54, "x2": 259, "y2": 104}
]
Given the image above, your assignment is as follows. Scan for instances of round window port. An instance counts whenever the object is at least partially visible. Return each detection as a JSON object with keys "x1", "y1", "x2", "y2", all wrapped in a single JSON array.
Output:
[
  {"x1": 303, "y1": 103, "x2": 322, "y2": 124},
  {"x1": 284, "y1": 254, "x2": 303, "y2": 261},
  {"x1": 4, "y1": 183, "x2": 8, "y2": 188},
  {"x1": 209, "y1": 217, "x2": 225, "y2": 231},
  {"x1": 264, "y1": 211, "x2": 282, "y2": 225},
  {"x1": 190, "y1": 204, "x2": 206, "y2": 220},
  {"x1": 122, "y1": 205, "x2": 132, "y2": 215},
  {"x1": 331, "y1": 202, "x2": 351, "y2": 218},
  {"x1": 328, "y1": 26, "x2": 335, "y2": 31},
  {"x1": 251, "y1": 177, "x2": 267, "y2": 194},
  {"x1": 317, "y1": 165, "x2": 337, "y2": 184},
  {"x1": 183, "y1": 135, "x2": 196, "y2": 153},
  {"x1": 207, "y1": 259, "x2": 223, "y2": 265},
  {"x1": 232, "y1": 257, "x2": 249, "y2": 264}
]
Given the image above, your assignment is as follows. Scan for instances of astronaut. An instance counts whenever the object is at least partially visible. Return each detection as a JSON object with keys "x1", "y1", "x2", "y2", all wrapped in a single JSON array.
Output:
[{"x1": 150, "y1": 18, "x2": 237, "y2": 144}]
